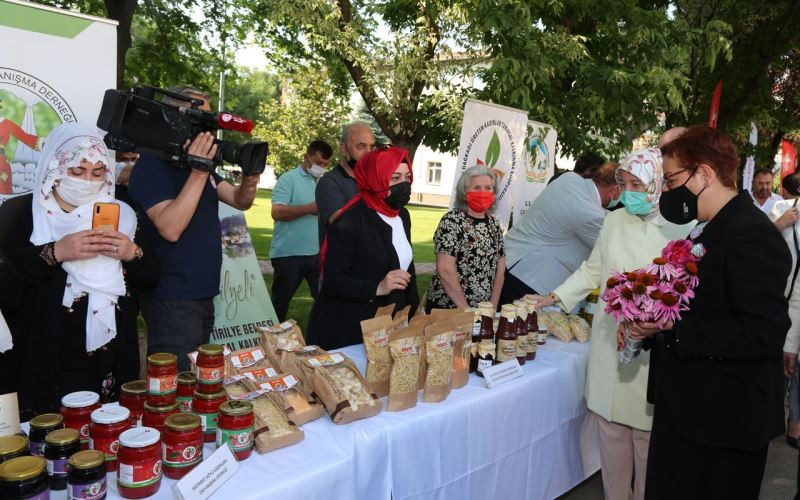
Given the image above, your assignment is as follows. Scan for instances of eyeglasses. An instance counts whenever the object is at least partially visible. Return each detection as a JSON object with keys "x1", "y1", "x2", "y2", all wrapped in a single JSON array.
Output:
[{"x1": 662, "y1": 169, "x2": 689, "y2": 190}]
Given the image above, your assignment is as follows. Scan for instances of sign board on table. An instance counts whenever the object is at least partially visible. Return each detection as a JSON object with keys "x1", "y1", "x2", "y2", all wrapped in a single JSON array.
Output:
[
  {"x1": 174, "y1": 442, "x2": 240, "y2": 500},
  {"x1": 482, "y1": 359, "x2": 524, "y2": 389},
  {"x1": 0, "y1": 0, "x2": 116, "y2": 205}
]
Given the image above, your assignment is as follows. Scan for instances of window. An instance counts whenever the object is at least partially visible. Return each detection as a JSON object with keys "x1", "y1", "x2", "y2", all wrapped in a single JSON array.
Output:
[{"x1": 427, "y1": 161, "x2": 442, "y2": 185}]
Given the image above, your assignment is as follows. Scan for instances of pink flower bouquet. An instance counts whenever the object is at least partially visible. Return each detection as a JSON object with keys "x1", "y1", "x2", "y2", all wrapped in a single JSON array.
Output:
[{"x1": 601, "y1": 239, "x2": 704, "y2": 363}]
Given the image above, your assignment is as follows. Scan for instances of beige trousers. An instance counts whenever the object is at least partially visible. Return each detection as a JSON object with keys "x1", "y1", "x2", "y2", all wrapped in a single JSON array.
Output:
[{"x1": 594, "y1": 411, "x2": 651, "y2": 500}]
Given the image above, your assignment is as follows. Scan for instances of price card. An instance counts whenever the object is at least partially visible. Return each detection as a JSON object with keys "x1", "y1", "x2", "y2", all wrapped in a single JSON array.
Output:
[
  {"x1": 174, "y1": 442, "x2": 240, "y2": 500},
  {"x1": 482, "y1": 359, "x2": 524, "y2": 389}
]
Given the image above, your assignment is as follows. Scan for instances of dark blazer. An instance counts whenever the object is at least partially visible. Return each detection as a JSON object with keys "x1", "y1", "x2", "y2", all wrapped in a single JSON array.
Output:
[
  {"x1": 306, "y1": 200, "x2": 419, "y2": 350},
  {"x1": 647, "y1": 192, "x2": 791, "y2": 452}
]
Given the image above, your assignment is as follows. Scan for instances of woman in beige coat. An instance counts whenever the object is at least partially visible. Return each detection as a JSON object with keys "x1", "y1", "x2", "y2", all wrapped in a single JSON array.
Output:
[{"x1": 531, "y1": 148, "x2": 695, "y2": 500}]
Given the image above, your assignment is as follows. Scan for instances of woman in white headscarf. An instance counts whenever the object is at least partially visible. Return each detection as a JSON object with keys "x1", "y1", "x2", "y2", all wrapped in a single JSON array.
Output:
[
  {"x1": 530, "y1": 148, "x2": 695, "y2": 500},
  {"x1": 0, "y1": 122, "x2": 159, "y2": 418}
]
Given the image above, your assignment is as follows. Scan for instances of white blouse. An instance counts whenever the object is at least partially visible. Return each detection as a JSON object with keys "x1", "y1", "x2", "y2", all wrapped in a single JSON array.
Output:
[{"x1": 378, "y1": 213, "x2": 413, "y2": 271}]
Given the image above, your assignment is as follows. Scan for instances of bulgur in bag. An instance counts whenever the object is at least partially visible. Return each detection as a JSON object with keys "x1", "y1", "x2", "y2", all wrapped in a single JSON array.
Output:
[
  {"x1": 225, "y1": 383, "x2": 305, "y2": 453},
  {"x1": 247, "y1": 374, "x2": 324, "y2": 426},
  {"x1": 448, "y1": 311, "x2": 475, "y2": 390},
  {"x1": 568, "y1": 314, "x2": 591, "y2": 343},
  {"x1": 422, "y1": 323, "x2": 455, "y2": 403},
  {"x1": 360, "y1": 315, "x2": 394, "y2": 397},
  {"x1": 387, "y1": 324, "x2": 423, "y2": 412},
  {"x1": 408, "y1": 314, "x2": 437, "y2": 390}
]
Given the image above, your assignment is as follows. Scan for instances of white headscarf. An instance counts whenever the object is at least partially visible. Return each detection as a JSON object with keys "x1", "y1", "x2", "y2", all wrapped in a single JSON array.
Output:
[
  {"x1": 616, "y1": 147, "x2": 664, "y2": 205},
  {"x1": 30, "y1": 122, "x2": 137, "y2": 352}
]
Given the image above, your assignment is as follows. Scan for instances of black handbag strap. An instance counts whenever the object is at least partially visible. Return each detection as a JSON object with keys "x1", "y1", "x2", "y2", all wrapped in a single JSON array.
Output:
[{"x1": 788, "y1": 198, "x2": 800, "y2": 300}]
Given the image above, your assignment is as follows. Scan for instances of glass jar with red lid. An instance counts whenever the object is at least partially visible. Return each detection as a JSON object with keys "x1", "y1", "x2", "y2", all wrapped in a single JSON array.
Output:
[
  {"x1": 192, "y1": 390, "x2": 227, "y2": 443},
  {"x1": 119, "y1": 381, "x2": 147, "y2": 427},
  {"x1": 162, "y1": 414, "x2": 203, "y2": 479},
  {"x1": 195, "y1": 344, "x2": 224, "y2": 394},
  {"x1": 216, "y1": 400, "x2": 254, "y2": 461},
  {"x1": 141, "y1": 402, "x2": 179, "y2": 435},
  {"x1": 89, "y1": 406, "x2": 131, "y2": 472},
  {"x1": 176, "y1": 372, "x2": 196, "y2": 413},
  {"x1": 60, "y1": 391, "x2": 101, "y2": 450},
  {"x1": 117, "y1": 427, "x2": 162, "y2": 499},
  {"x1": 146, "y1": 353, "x2": 178, "y2": 406}
]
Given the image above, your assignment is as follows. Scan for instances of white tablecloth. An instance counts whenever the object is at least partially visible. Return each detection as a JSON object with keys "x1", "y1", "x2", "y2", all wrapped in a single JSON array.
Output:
[{"x1": 75, "y1": 339, "x2": 599, "y2": 500}]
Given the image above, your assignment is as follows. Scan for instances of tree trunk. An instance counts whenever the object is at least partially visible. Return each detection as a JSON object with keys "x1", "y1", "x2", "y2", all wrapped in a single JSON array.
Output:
[{"x1": 105, "y1": 0, "x2": 138, "y2": 88}]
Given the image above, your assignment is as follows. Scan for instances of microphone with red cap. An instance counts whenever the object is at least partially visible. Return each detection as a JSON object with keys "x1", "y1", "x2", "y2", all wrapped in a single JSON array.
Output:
[{"x1": 178, "y1": 107, "x2": 254, "y2": 134}]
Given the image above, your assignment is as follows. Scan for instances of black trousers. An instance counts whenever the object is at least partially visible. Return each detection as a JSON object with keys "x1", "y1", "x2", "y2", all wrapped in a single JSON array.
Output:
[
  {"x1": 140, "y1": 295, "x2": 214, "y2": 372},
  {"x1": 271, "y1": 254, "x2": 320, "y2": 322},
  {"x1": 645, "y1": 408, "x2": 769, "y2": 500},
  {"x1": 498, "y1": 268, "x2": 538, "y2": 307}
]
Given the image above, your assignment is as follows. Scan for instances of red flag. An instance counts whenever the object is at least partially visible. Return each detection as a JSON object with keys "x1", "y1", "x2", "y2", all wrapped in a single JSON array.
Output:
[
  {"x1": 708, "y1": 80, "x2": 723, "y2": 128},
  {"x1": 781, "y1": 139, "x2": 797, "y2": 181}
]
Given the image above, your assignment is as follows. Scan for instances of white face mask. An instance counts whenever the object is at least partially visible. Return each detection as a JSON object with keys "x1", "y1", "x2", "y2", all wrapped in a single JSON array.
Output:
[
  {"x1": 55, "y1": 176, "x2": 105, "y2": 207},
  {"x1": 308, "y1": 164, "x2": 326, "y2": 178}
]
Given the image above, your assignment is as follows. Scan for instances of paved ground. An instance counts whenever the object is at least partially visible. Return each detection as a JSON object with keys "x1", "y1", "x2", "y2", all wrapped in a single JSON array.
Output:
[{"x1": 559, "y1": 434, "x2": 797, "y2": 499}]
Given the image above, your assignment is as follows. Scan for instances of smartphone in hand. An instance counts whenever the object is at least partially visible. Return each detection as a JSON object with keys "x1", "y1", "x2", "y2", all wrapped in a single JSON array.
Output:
[{"x1": 92, "y1": 202, "x2": 120, "y2": 232}]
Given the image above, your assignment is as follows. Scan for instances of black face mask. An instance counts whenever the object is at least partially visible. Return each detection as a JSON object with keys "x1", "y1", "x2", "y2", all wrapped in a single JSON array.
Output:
[
  {"x1": 344, "y1": 145, "x2": 358, "y2": 169},
  {"x1": 659, "y1": 171, "x2": 705, "y2": 224},
  {"x1": 385, "y1": 181, "x2": 411, "y2": 209}
]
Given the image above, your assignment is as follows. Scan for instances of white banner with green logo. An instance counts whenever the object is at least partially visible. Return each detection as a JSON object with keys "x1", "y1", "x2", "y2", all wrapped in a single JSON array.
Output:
[
  {"x1": 211, "y1": 203, "x2": 278, "y2": 351},
  {"x1": 0, "y1": 0, "x2": 116, "y2": 204},
  {"x1": 452, "y1": 98, "x2": 529, "y2": 229},
  {"x1": 512, "y1": 120, "x2": 557, "y2": 222}
]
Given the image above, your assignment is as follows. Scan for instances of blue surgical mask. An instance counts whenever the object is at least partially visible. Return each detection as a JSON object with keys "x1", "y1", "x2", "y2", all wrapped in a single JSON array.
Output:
[
  {"x1": 607, "y1": 197, "x2": 621, "y2": 209},
  {"x1": 620, "y1": 190, "x2": 655, "y2": 216}
]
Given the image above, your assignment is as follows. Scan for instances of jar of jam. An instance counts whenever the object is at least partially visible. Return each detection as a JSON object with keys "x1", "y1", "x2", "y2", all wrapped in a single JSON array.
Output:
[
  {"x1": 141, "y1": 402, "x2": 179, "y2": 435},
  {"x1": 216, "y1": 400, "x2": 254, "y2": 461},
  {"x1": 524, "y1": 299, "x2": 539, "y2": 360},
  {"x1": 513, "y1": 300, "x2": 529, "y2": 366},
  {"x1": 67, "y1": 450, "x2": 106, "y2": 500},
  {"x1": 117, "y1": 427, "x2": 162, "y2": 499},
  {"x1": 0, "y1": 456, "x2": 49, "y2": 499},
  {"x1": 537, "y1": 324, "x2": 548, "y2": 346},
  {"x1": 89, "y1": 406, "x2": 131, "y2": 472},
  {"x1": 195, "y1": 344, "x2": 225, "y2": 394},
  {"x1": 162, "y1": 414, "x2": 203, "y2": 479},
  {"x1": 119, "y1": 381, "x2": 147, "y2": 427},
  {"x1": 176, "y1": 372, "x2": 197, "y2": 413},
  {"x1": 147, "y1": 353, "x2": 178, "y2": 406},
  {"x1": 192, "y1": 390, "x2": 227, "y2": 443},
  {"x1": 495, "y1": 305, "x2": 518, "y2": 363},
  {"x1": 0, "y1": 436, "x2": 29, "y2": 464},
  {"x1": 476, "y1": 339, "x2": 496, "y2": 377},
  {"x1": 61, "y1": 391, "x2": 100, "y2": 450},
  {"x1": 44, "y1": 427, "x2": 80, "y2": 492},
  {"x1": 28, "y1": 413, "x2": 64, "y2": 457}
]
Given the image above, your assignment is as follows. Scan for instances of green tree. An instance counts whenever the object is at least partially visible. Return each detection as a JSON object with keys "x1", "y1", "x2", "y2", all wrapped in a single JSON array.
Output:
[
  {"x1": 223, "y1": 69, "x2": 281, "y2": 124},
  {"x1": 252, "y1": 65, "x2": 351, "y2": 176}
]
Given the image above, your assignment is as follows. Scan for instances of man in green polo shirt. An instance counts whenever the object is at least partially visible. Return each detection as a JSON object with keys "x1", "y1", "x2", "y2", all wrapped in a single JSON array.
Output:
[{"x1": 269, "y1": 140, "x2": 333, "y2": 321}]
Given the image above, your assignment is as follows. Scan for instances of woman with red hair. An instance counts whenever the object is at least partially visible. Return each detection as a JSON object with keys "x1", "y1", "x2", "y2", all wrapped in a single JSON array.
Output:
[
  {"x1": 306, "y1": 146, "x2": 419, "y2": 349},
  {"x1": 627, "y1": 127, "x2": 791, "y2": 498}
]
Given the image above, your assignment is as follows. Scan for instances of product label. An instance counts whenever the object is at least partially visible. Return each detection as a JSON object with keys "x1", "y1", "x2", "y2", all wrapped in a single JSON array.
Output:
[
  {"x1": 196, "y1": 365, "x2": 223, "y2": 384},
  {"x1": 241, "y1": 367, "x2": 278, "y2": 380},
  {"x1": 516, "y1": 334, "x2": 529, "y2": 357},
  {"x1": 177, "y1": 396, "x2": 193, "y2": 413},
  {"x1": 162, "y1": 441, "x2": 202, "y2": 468},
  {"x1": 370, "y1": 329, "x2": 389, "y2": 347},
  {"x1": 584, "y1": 302, "x2": 596, "y2": 315},
  {"x1": 26, "y1": 492, "x2": 49, "y2": 500},
  {"x1": 47, "y1": 457, "x2": 68, "y2": 477},
  {"x1": 537, "y1": 332, "x2": 547, "y2": 344},
  {"x1": 148, "y1": 374, "x2": 177, "y2": 395},
  {"x1": 69, "y1": 478, "x2": 106, "y2": 499},
  {"x1": 230, "y1": 348, "x2": 265, "y2": 369},
  {"x1": 216, "y1": 426, "x2": 254, "y2": 452},
  {"x1": 118, "y1": 458, "x2": 162, "y2": 488},
  {"x1": 477, "y1": 358, "x2": 493, "y2": 373},
  {"x1": 198, "y1": 412, "x2": 219, "y2": 434},
  {"x1": 527, "y1": 338, "x2": 538, "y2": 353},
  {"x1": 307, "y1": 353, "x2": 345, "y2": 366},
  {"x1": 79, "y1": 423, "x2": 90, "y2": 440},
  {"x1": 258, "y1": 375, "x2": 298, "y2": 392},
  {"x1": 496, "y1": 339, "x2": 517, "y2": 362},
  {"x1": 88, "y1": 436, "x2": 120, "y2": 461},
  {"x1": 30, "y1": 439, "x2": 45, "y2": 456},
  {"x1": 472, "y1": 320, "x2": 481, "y2": 337}
]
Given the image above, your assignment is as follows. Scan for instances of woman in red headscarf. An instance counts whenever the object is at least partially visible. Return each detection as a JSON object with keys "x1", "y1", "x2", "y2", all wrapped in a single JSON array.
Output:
[{"x1": 306, "y1": 146, "x2": 419, "y2": 349}]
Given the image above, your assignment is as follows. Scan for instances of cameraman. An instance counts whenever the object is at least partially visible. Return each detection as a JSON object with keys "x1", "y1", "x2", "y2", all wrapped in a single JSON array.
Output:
[{"x1": 127, "y1": 86, "x2": 260, "y2": 370}]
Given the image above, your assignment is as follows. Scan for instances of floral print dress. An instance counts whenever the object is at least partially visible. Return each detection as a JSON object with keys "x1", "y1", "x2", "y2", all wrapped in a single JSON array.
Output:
[{"x1": 426, "y1": 209, "x2": 505, "y2": 309}]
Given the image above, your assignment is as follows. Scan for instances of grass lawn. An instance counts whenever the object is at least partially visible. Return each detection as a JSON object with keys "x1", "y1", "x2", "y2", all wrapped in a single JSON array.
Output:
[{"x1": 244, "y1": 189, "x2": 446, "y2": 264}]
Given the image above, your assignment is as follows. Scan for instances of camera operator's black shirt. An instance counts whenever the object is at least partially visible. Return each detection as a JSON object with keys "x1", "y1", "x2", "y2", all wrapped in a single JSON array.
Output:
[{"x1": 128, "y1": 153, "x2": 224, "y2": 300}]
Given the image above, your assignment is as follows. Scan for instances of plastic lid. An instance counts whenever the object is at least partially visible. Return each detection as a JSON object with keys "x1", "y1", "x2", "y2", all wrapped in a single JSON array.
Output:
[
  {"x1": 45, "y1": 428, "x2": 80, "y2": 446},
  {"x1": 143, "y1": 401, "x2": 179, "y2": 414},
  {"x1": 0, "y1": 435, "x2": 28, "y2": 457},
  {"x1": 68, "y1": 450, "x2": 105, "y2": 470},
  {"x1": 197, "y1": 343, "x2": 224, "y2": 356},
  {"x1": 147, "y1": 352, "x2": 177, "y2": 366},
  {"x1": 219, "y1": 400, "x2": 252, "y2": 417},
  {"x1": 91, "y1": 406, "x2": 131, "y2": 425},
  {"x1": 164, "y1": 413, "x2": 201, "y2": 432},
  {"x1": 193, "y1": 389, "x2": 227, "y2": 401},
  {"x1": 178, "y1": 371, "x2": 196, "y2": 384},
  {"x1": 0, "y1": 456, "x2": 46, "y2": 481},
  {"x1": 61, "y1": 391, "x2": 99, "y2": 408},
  {"x1": 29, "y1": 413, "x2": 63, "y2": 430},
  {"x1": 121, "y1": 380, "x2": 147, "y2": 395},
  {"x1": 119, "y1": 427, "x2": 160, "y2": 448}
]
